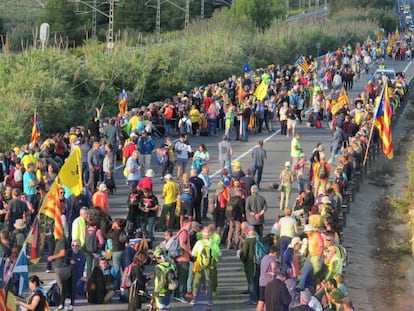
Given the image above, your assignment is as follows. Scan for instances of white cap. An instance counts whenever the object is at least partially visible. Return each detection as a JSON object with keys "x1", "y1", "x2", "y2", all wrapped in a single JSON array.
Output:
[{"x1": 285, "y1": 161, "x2": 291, "y2": 167}]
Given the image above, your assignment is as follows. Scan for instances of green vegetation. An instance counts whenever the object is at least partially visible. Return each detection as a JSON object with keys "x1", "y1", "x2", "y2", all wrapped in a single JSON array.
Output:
[{"x1": 0, "y1": 1, "x2": 398, "y2": 148}]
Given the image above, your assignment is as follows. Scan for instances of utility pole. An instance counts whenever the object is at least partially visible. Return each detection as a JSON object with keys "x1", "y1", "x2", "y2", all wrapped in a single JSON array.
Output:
[
  {"x1": 92, "y1": 0, "x2": 97, "y2": 40},
  {"x1": 201, "y1": 0, "x2": 205, "y2": 20},
  {"x1": 107, "y1": 0, "x2": 115, "y2": 49},
  {"x1": 185, "y1": 0, "x2": 190, "y2": 31},
  {"x1": 156, "y1": 0, "x2": 161, "y2": 36},
  {"x1": 68, "y1": 0, "x2": 116, "y2": 49}
]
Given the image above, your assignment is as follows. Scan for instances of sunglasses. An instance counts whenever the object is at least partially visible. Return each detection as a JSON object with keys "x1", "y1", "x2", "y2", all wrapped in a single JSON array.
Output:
[{"x1": 71, "y1": 244, "x2": 80, "y2": 247}]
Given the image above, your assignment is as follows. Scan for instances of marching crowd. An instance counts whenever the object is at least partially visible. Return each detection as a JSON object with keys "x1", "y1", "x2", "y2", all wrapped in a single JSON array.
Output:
[{"x1": 0, "y1": 32, "x2": 410, "y2": 311}]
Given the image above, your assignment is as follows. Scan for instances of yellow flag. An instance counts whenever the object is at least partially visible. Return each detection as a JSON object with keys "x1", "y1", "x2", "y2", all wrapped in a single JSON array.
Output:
[
  {"x1": 254, "y1": 80, "x2": 268, "y2": 101},
  {"x1": 58, "y1": 146, "x2": 83, "y2": 196}
]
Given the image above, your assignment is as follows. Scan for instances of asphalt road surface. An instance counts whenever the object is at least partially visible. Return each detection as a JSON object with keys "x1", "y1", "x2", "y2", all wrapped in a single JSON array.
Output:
[{"x1": 28, "y1": 57, "x2": 414, "y2": 311}]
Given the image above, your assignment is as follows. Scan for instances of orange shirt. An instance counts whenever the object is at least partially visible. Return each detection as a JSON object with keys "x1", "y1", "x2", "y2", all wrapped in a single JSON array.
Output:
[
  {"x1": 92, "y1": 191, "x2": 109, "y2": 215},
  {"x1": 313, "y1": 160, "x2": 331, "y2": 182},
  {"x1": 308, "y1": 231, "x2": 324, "y2": 257}
]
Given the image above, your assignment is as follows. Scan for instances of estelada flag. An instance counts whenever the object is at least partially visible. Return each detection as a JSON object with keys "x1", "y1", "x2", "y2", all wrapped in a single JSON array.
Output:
[
  {"x1": 254, "y1": 80, "x2": 268, "y2": 101},
  {"x1": 296, "y1": 56, "x2": 310, "y2": 73},
  {"x1": 119, "y1": 89, "x2": 128, "y2": 114},
  {"x1": 58, "y1": 146, "x2": 82, "y2": 196},
  {"x1": 374, "y1": 83, "x2": 393, "y2": 159},
  {"x1": 30, "y1": 109, "x2": 40, "y2": 144},
  {"x1": 38, "y1": 180, "x2": 64, "y2": 239}
]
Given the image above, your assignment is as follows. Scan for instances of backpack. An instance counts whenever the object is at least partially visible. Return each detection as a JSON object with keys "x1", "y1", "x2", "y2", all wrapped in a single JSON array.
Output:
[
  {"x1": 254, "y1": 235, "x2": 268, "y2": 265},
  {"x1": 181, "y1": 182, "x2": 193, "y2": 202},
  {"x1": 85, "y1": 228, "x2": 99, "y2": 253},
  {"x1": 121, "y1": 263, "x2": 134, "y2": 289},
  {"x1": 198, "y1": 242, "x2": 212, "y2": 270},
  {"x1": 159, "y1": 262, "x2": 178, "y2": 291},
  {"x1": 156, "y1": 148, "x2": 168, "y2": 165},
  {"x1": 46, "y1": 282, "x2": 60, "y2": 306},
  {"x1": 179, "y1": 118, "x2": 189, "y2": 135},
  {"x1": 317, "y1": 162, "x2": 329, "y2": 179},
  {"x1": 167, "y1": 235, "x2": 183, "y2": 259}
]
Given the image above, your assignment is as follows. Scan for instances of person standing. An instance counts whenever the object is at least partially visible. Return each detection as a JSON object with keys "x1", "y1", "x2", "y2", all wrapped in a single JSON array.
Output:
[
  {"x1": 329, "y1": 124, "x2": 346, "y2": 165},
  {"x1": 137, "y1": 130, "x2": 154, "y2": 173},
  {"x1": 102, "y1": 143, "x2": 115, "y2": 194},
  {"x1": 174, "y1": 219, "x2": 192, "y2": 303},
  {"x1": 218, "y1": 135, "x2": 233, "y2": 174},
  {"x1": 264, "y1": 270, "x2": 291, "y2": 311},
  {"x1": 290, "y1": 132, "x2": 303, "y2": 168},
  {"x1": 47, "y1": 235, "x2": 70, "y2": 310},
  {"x1": 125, "y1": 151, "x2": 142, "y2": 191},
  {"x1": 87, "y1": 141, "x2": 102, "y2": 193},
  {"x1": 153, "y1": 248, "x2": 175, "y2": 311},
  {"x1": 189, "y1": 168, "x2": 204, "y2": 224},
  {"x1": 69, "y1": 239, "x2": 86, "y2": 310},
  {"x1": 22, "y1": 162, "x2": 38, "y2": 214},
  {"x1": 160, "y1": 174, "x2": 179, "y2": 231},
  {"x1": 174, "y1": 135, "x2": 192, "y2": 180},
  {"x1": 257, "y1": 245, "x2": 280, "y2": 311},
  {"x1": 251, "y1": 141, "x2": 267, "y2": 188},
  {"x1": 71, "y1": 207, "x2": 89, "y2": 249},
  {"x1": 279, "y1": 161, "x2": 294, "y2": 210},
  {"x1": 245, "y1": 185, "x2": 268, "y2": 237},
  {"x1": 198, "y1": 165, "x2": 212, "y2": 222}
]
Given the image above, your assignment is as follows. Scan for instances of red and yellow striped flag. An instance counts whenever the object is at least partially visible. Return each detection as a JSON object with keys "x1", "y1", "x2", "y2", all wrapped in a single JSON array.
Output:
[
  {"x1": 27, "y1": 218, "x2": 41, "y2": 264},
  {"x1": 30, "y1": 109, "x2": 40, "y2": 144},
  {"x1": 374, "y1": 82, "x2": 393, "y2": 159},
  {"x1": 0, "y1": 289, "x2": 6, "y2": 311},
  {"x1": 38, "y1": 179, "x2": 64, "y2": 239}
]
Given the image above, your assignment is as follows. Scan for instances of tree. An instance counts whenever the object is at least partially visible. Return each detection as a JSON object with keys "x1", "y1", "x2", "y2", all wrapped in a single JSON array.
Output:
[
  {"x1": 231, "y1": 0, "x2": 285, "y2": 31},
  {"x1": 40, "y1": 0, "x2": 86, "y2": 45}
]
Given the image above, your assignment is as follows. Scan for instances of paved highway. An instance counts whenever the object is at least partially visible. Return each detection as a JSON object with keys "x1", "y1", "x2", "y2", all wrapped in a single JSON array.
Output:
[{"x1": 28, "y1": 57, "x2": 414, "y2": 311}]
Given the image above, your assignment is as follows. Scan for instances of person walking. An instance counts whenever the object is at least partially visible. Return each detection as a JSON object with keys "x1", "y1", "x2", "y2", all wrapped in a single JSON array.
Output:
[
  {"x1": 137, "y1": 130, "x2": 154, "y2": 173},
  {"x1": 291, "y1": 132, "x2": 303, "y2": 168},
  {"x1": 218, "y1": 134, "x2": 233, "y2": 174},
  {"x1": 251, "y1": 140, "x2": 267, "y2": 188},
  {"x1": 160, "y1": 174, "x2": 179, "y2": 231}
]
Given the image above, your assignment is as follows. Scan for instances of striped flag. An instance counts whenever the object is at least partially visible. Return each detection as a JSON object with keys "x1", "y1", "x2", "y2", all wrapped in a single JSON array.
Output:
[
  {"x1": 27, "y1": 218, "x2": 41, "y2": 264},
  {"x1": 30, "y1": 109, "x2": 41, "y2": 144},
  {"x1": 38, "y1": 179, "x2": 64, "y2": 239},
  {"x1": 336, "y1": 88, "x2": 349, "y2": 107},
  {"x1": 296, "y1": 56, "x2": 310, "y2": 73},
  {"x1": 374, "y1": 82, "x2": 393, "y2": 159},
  {"x1": 12, "y1": 244, "x2": 29, "y2": 296}
]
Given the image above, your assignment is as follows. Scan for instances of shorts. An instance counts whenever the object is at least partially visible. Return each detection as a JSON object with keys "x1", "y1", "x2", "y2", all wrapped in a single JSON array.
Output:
[
  {"x1": 177, "y1": 158, "x2": 188, "y2": 168},
  {"x1": 180, "y1": 201, "x2": 193, "y2": 217},
  {"x1": 287, "y1": 119, "x2": 296, "y2": 129},
  {"x1": 258, "y1": 286, "x2": 266, "y2": 302}
]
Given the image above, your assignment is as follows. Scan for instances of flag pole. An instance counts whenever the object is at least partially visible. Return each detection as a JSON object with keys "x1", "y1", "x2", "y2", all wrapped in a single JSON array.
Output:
[{"x1": 363, "y1": 85, "x2": 385, "y2": 166}]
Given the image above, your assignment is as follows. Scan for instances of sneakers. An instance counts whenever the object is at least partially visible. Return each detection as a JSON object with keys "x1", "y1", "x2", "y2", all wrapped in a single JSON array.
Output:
[
  {"x1": 68, "y1": 305, "x2": 74, "y2": 311},
  {"x1": 45, "y1": 269, "x2": 52, "y2": 273},
  {"x1": 56, "y1": 305, "x2": 64, "y2": 310},
  {"x1": 185, "y1": 293, "x2": 194, "y2": 299},
  {"x1": 175, "y1": 297, "x2": 188, "y2": 303},
  {"x1": 190, "y1": 300, "x2": 196, "y2": 305}
]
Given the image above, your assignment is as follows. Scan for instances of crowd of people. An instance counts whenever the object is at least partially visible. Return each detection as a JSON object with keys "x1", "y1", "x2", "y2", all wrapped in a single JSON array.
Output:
[{"x1": 0, "y1": 31, "x2": 411, "y2": 311}]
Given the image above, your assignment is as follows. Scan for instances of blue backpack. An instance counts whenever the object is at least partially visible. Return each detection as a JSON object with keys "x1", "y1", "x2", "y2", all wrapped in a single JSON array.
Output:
[{"x1": 254, "y1": 235, "x2": 268, "y2": 265}]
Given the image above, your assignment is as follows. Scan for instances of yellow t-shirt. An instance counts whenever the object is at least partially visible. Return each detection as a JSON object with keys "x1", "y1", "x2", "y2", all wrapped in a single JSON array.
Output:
[
  {"x1": 189, "y1": 109, "x2": 201, "y2": 124},
  {"x1": 163, "y1": 180, "x2": 179, "y2": 205}
]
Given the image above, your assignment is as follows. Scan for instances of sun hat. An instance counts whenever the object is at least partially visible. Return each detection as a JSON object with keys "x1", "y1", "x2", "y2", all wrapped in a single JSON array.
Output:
[{"x1": 14, "y1": 219, "x2": 26, "y2": 230}]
